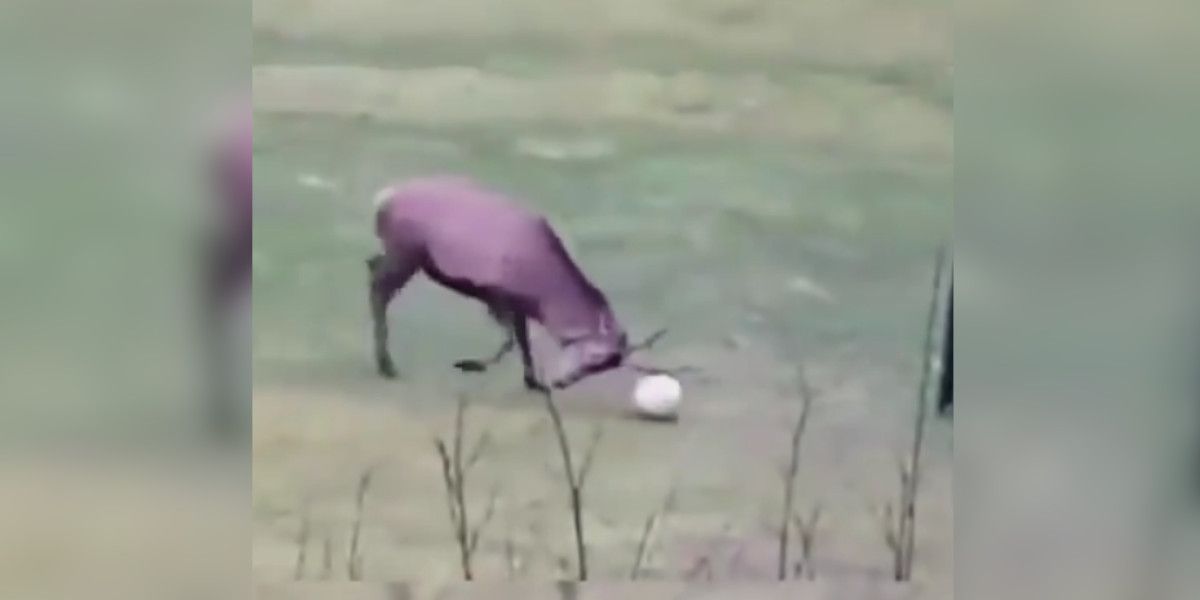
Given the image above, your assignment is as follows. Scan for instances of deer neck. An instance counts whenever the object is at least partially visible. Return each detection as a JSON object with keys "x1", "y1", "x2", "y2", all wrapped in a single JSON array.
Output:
[{"x1": 539, "y1": 291, "x2": 619, "y2": 348}]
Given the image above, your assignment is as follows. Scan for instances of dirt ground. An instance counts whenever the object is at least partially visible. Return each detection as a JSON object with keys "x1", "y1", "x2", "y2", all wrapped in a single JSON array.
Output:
[{"x1": 253, "y1": 339, "x2": 952, "y2": 589}]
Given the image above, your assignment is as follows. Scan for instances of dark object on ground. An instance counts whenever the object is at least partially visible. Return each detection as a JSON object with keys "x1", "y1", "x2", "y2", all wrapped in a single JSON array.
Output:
[{"x1": 937, "y1": 281, "x2": 953, "y2": 418}]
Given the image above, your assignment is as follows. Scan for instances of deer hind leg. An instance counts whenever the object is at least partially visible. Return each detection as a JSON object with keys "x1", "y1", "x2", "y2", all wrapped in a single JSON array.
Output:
[
  {"x1": 368, "y1": 251, "x2": 419, "y2": 379},
  {"x1": 453, "y1": 303, "x2": 516, "y2": 373}
]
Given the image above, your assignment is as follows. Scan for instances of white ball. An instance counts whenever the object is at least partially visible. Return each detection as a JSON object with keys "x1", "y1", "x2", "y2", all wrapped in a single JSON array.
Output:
[{"x1": 632, "y1": 374, "x2": 682, "y2": 419}]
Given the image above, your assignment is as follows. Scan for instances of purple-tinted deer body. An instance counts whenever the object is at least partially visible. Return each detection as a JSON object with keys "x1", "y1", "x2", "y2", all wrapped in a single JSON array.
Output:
[
  {"x1": 369, "y1": 176, "x2": 628, "y2": 389},
  {"x1": 208, "y1": 107, "x2": 253, "y2": 306},
  {"x1": 202, "y1": 104, "x2": 252, "y2": 439}
]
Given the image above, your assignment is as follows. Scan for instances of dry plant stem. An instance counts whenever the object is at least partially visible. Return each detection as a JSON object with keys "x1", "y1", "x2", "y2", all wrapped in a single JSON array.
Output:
[
  {"x1": 466, "y1": 432, "x2": 492, "y2": 472},
  {"x1": 896, "y1": 244, "x2": 949, "y2": 581},
  {"x1": 630, "y1": 487, "x2": 677, "y2": 579},
  {"x1": 537, "y1": 387, "x2": 590, "y2": 581},
  {"x1": 878, "y1": 494, "x2": 904, "y2": 579},
  {"x1": 293, "y1": 501, "x2": 311, "y2": 580},
  {"x1": 792, "y1": 504, "x2": 823, "y2": 580},
  {"x1": 435, "y1": 440, "x2": 472, "y2": 580},
  {"x1": 778, "y1": 366, "x2": 816, "y2": 581},
  {"x1": 895, "y1": 459, "x2": 913, "y2": 579},
  {"x1": 321, "y1": 535, "x2": 334, "y2": 580},
  {"x1": 578, "y1": 425, "x2": 604, "y2": 488},
  {"x1": 468, "y1": 488, "x2": 500, "y2": 557},
  {"x1": 347, "y1": 467, "x2": 374, "y2": 580},
  {"x1": 630, "y1": 514, "x2": 660, "y2": 580},
  {"x1": 434, "y1": 394, "x2": 495, "y2": 581},
  {"x1": 451, "y1": 396, "x2": 473, "y2": 580},
  {"x1": 504, "y1": 529, "x2": 518, "y2": 579},
  {"x1": 684, "y1": 556, "x2": 713, "y2": 581}
]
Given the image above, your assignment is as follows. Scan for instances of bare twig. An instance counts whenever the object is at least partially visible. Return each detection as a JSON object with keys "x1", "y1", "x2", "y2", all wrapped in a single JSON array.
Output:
[
  {"x1": 876, "y1": 246, "x2": 948, "y2": 580},
  {"x1": 468, "y1": 487, "x2": 500, "y2": 556},
  {"x1": 877, "y1": 499, "x2": 902, "y2": 578},
  {"x1": 630, "y1": 514, "x2": 661, "y2": 579},
  {"x1": 453, "y1": 395, "x2": 467, "y2": 488},
  {"x1": 435, "y1": 441, "x2": 462, "y2": 538},
  {"x1": 895, "y1": 458, "x2": 912, "y2": 572},
  {"x1": 684, "y1": 556, "x2": 714, "y2": 581},
  {"x1": 465, "y1": 432, "x2": 493, "y2": 473},
  {"x1": 536, "y1": 386, "x2": 592, "y2": 581},
  {"x1": 433, "y1": 394, "x2": 496, "y2": 581},
  {"x1": 792, "y1": 504, "x2": 823, "y2": 580},
  {"x1": 576, "y1": 425, "x2": 604, "y2": 489},
  {"x1": 347, "y1": 467, "x2": 375, "y2": 580},
  {"x1": 504, "y1": 526, "x2": 519, "y2": 579},
  {"x1": 293, "y1": 501, "x2": 311, "y2": 580},
  {"x1": 630, "y1": 487, "x2": 677, "y2": 579},
  {"x1": 451, "y1": 396, "x2": 471, "y2": 579},
  {"x1": 895, "y1": 244, "x2": 949, "y2": 581},
  {"x1": 778, "y1": 365, "x2": 817, "y2": 580},
  {"x1": 321, "y1": 534, "x2": 334, "y2": 580}
]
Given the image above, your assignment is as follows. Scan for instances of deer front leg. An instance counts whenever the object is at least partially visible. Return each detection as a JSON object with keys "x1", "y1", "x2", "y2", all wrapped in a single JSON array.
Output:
[
  {"x1": 368, "y1": 252, "x2": 418, "y2": 379},
  {"x1": 513, "y1": 316, "x2": 548, "y2": 393}
]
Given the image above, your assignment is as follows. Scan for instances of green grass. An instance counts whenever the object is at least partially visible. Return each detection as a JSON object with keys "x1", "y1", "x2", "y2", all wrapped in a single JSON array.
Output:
[
  {"x1": 250, "y1": 3, "x2": 953, "y2": 585},
  {"x1": 252, "y1": 114, "x2": 949, "y2": 383}
]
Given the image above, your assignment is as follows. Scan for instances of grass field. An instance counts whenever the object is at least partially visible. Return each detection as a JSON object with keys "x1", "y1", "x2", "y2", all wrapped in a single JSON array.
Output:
[{"x1": 251, "y1": 0, "x2": 951, "y2": 591}]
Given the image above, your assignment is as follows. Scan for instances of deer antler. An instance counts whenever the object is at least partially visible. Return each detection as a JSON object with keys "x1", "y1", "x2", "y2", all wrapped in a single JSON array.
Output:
[
  {"x1": 625, "y1": 328, "x2": 669, "y2": 355},
  {"x1": 623, "y1": 328, "x2": 712, "y2": 381},
  {"x1": 627, "y1": 363, "x2": 703, "y2": 377}
]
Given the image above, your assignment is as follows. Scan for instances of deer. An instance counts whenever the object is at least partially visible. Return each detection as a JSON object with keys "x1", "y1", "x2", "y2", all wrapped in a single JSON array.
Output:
[
  {"x1": 367, "y1": 176, "x2": 680, "y2": 391},
  {"x1": 206, "y1": 105, "x2": 252, "y2": 309},
  {"x1": 200, "y1": 102, "x2": 252, "y2": 439}
]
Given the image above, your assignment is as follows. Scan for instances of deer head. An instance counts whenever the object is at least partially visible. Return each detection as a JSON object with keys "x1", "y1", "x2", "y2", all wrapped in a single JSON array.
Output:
[{"x1": 550, "y1": 326, "x2": 701, "y2": 389}]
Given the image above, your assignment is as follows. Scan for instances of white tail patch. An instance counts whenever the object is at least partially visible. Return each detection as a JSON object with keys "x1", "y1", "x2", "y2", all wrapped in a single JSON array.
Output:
[
  {"x1": 297, "y1": 173, "x2": 339, "y2": 192},
  {"x1": 372, "y1": 185, "x2": 396, "y2": 211}
]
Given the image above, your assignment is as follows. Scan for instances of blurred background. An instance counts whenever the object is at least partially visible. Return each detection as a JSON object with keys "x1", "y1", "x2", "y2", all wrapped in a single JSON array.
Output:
[
  {"x1": 251, "y1": 0, "x2": 952, "y2": 593},
  {"x1": 0, "y1": 1, "x2": 246, "y2": 598},
  {"x1": 3, "y1": 0, "x2": 1198, "y2": 598},
  {"x1": 957, "y1": 1, "x2": 1200, "y2": 599}
]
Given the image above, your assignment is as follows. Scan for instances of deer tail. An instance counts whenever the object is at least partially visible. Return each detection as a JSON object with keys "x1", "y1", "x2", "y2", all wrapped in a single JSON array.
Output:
[
  {"x1": 372, "y1": 185, "x2": 396, "y2": 211},
  {"x1": 372, "y1": 185, "x2": 397, "y2": 238}
]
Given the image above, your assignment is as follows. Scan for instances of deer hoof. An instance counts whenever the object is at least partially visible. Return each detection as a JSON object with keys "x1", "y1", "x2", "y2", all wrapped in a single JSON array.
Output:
[
  {"x1": 377, "y1": 358, "x2": 398, "y2": 379},
  {"x1": 523, "y1": 376, "x2": 550, "y2": 394},
  {"x1": 453, "y1": 360, "x2": 487, "y2": 373}
]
